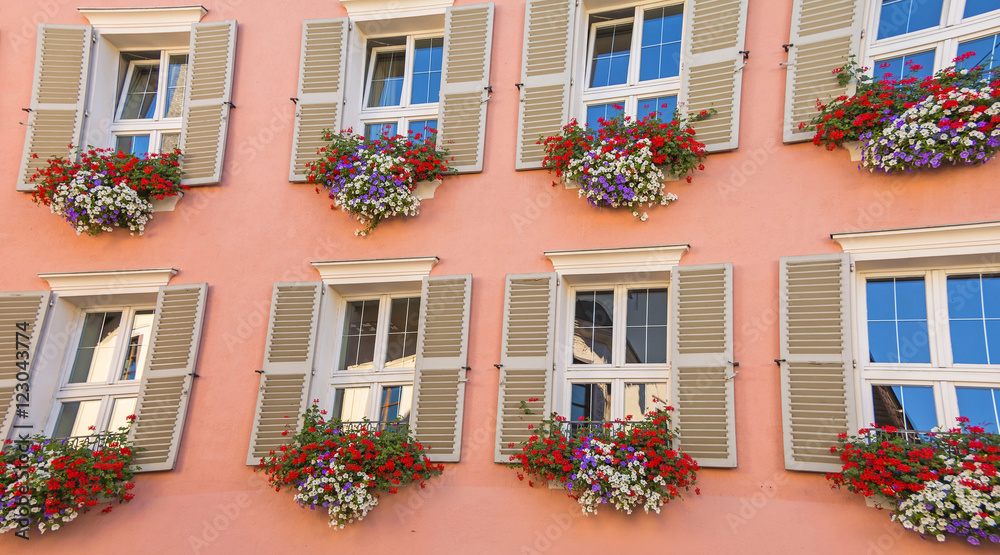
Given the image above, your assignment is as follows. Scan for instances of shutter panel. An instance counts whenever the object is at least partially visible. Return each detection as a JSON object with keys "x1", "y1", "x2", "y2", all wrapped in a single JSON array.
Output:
[
  {"x1": 131, "y1": 284, "x2": 207, "y2": 472},
  {"x1": 289, "y1": 18, "x2": 349, "y2": 182},
  {"x1": 16, "y1": 25, "x2": 92, "y2": 191},
  {"x1": 179, "y1": 20, "x2": 237, "y2": 186},
  {"x1": 438, "y1": 4, "x2": 493, "y2": 174},
  {"x1": 246, "y1": 282, "x2": 323, "y2": 466},
  {"x1": 514, "y1": 0, "x2": 575, "y2": 170},
  {"x1": 411, "y1": 275, "x2": 472, "y2": 462},
  {"x1": 779, "y1": 254, "x2": 857, "y2": 472},
  {"x1": 0, "y1": 293, "x2": 52, "y2": 442},
  {"x1": 681, "y1": 0, "x2": 747, "y2": 152},
  {"x1": 783, "y1": 0, "x2": 864, "y2": 142},
  {"x1": 670, "y1": 264, "x2": 736, "y2": 468},
  {"x1": 495, "y1": 273, "x2": 556, "y2": 463}
]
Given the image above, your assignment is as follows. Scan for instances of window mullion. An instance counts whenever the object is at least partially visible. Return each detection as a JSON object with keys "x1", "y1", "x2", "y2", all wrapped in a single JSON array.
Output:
[
  {"x1": 629, "y1": 6, "x2": 643, "y2": 86},
  {"x1": 613, "y1": 285, "x2": 627, "y2": 368},
  {"x1": 401, "y1": 37, "x2": 415, "y2": 108},
  {"x1": 929, "y1": 270, "x2": 951, "y2": 367},
  {"x1": 154, "y1": 50, "x2": 169, "y2": 122},
  {"x1": 374, "y1": 295, "x2": 391, "y2": 372}
]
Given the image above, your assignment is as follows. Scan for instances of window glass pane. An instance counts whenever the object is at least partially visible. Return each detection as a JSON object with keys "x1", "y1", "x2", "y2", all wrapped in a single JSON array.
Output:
[
  {"x1": 877, "y1": 0, "x2": 943, "y2": 39},
  {"x1": 69, "y1": 312, "x2": 123, "y2": 384},
  {"x1": 333, "y1": 387, "x2": 369, "y2": 422},
  {"x1": 573, "y1": 290, "x2": 614, "y2": 364},
  {"x1": 585, "y1": 103, "x2": 623, "y2": 130},
  {"x1": 872, "y1": 385, "x2": 936, "y2": 431},
  {"x1": 115, "y1": 135, "x2": 151, "y2": 156},
  {"x1": 385, "y1": 297, "x2": 420, "y2": 369},
  {"x1": 590, "y1": 22, "x2": 633, "y2": 88},
  {"x1": 407, "y1": 119, "x2": 437, "y2": 143},
  {"x1": 874, "y1": 51, "x2": 935, "y2": 82},
  {"x1": 108, "y1": 397, "x2": 137, "y2": 432},
  {"x1": 948, "y1": 274, "x2": 1000, "y2": 364},
  {"x1": 340, "y1": 300, "x2": 380, "y2": 370},
  {"x1": 410, "y1": 38, "x2": 443, "y2": 104},
  {"x1": 119, "y1": 63, "x2": 160, "y2": 119},
  {"x1": 964, "y1": 0, "x2": 1000, "y2": 18},
  {"x1": 379, "y1": 385, "x2": 412, "y2": 422},
  {"x1": 624, "y1": 288, "x2": 668, "y2": 364},
  {"x1": 639, "y1": 5, "x2": 682, "y2": 81},
  {"x1": 163, "y1": 54, "x2": 188, "y2": 118},
  {"x1": 364, "y1": 122, "x2": 399, "y2": 142},
  {"x1": 636, "y1": 95, "x2": 678, "y2": 121},
  {"x1": 956, "y1": 387, "x2": 1000, "y2": 432},
  {"x1": 120, "y1": 310, "x2": 154, "y2": 381},
  {"x1": 570, "y1": 383, "x2": 611, "y2": 421},
  {"x1": 624, "y1": 382, "x2": 667, "y2": 420},
  {"x1": 53, "y1": 400, "x2": 102, "y2": 438},
  {"x1": 958, "y1": 34, "x2": 1000, "y2": 71},
  {"x1": 866, "y1": 278, "x2": 930, "y2": 363},
  {"x1": 368, "y1": 50, "x2": 406, "y2": 107},
  {"x1": 160, "y1": 133, "x2": 180, "y2": 154}
]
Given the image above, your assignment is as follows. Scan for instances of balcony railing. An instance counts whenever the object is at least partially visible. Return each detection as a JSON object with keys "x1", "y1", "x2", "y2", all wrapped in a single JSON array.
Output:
[
  {"x1": 53, "y1": 431, "x2": 128, "y2": 451},
  {"x1": 334, "y1": 420, "x2": 410, "y2": 434}
]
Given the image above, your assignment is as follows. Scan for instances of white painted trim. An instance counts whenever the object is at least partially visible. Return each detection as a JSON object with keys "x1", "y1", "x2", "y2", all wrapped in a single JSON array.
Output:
[
  {"x1": 341, "y1": 0, "x2": 453, "y2": 21},
  {"x1": 311, "y1": 257, "x2": 439, "y2": 285},
  {"x1": 832, "y1": 221, "x2": 1000, "y2": 261},
  {"x1": 79, "y1": 6, "x2": 207, "y2": 32},
  {"x1": 413, "y1": 180, "x2": 442, "y2": 199},
  {"x1": 39, "y1": 268, "x2": 177, "y2": 296},
  {"x1": 150, "y1": 192, "x2": 183, "y2": 212},
  {"x1": 545, "y1": 245, "x2": 689, "y2": 275}
]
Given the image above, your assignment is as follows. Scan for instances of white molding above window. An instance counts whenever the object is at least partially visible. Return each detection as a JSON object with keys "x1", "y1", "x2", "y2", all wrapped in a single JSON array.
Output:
[
  {"x1": 342, "y1": 0, "x2": 453, "y2": 21},
  {"x1": 311, "y1": 257, "x2": 439, "y2": 286},
  {"x1": 39, "y1": 268, "x2": 177, "y2": 296},
  {"x1": 79, "y1": 5, "x2": 207, "y2": 32},
  {"x1": 545, "y1": 244, "x2": 689, "y2": 276},
  {"x1": 832, "y1": 221, "x2": 1000, "y2": 261}
]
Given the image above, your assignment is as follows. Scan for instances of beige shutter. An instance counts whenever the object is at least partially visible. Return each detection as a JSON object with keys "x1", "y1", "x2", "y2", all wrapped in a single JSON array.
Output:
[
  {"x1": 783, "y1": 0, "x2": 864, "y2": 142},
  {"x1": 514, "y1": 0, "x2": 575, "y2": 170},
  {"x1": 0, "y1": 293, "x2": 52, "y2": 441},
  {"x1": 438, "y1": 4, "x2": 494, "y2": 174},
  {"x1": 246, "y1": 282, "x2": 323, "y2": 466},
  {"x1": 411, "y1": 275, "x2": 472, "y2": 462},
  {"x1": 680, "y1": 0, "x2": 747, "y2": 152},
  {"x1": 16, "y1": 25, "x2": 92, "y2": 191},
  {"x1": 670, "y1": 264, "x2": 736, "y2": 468},
  {"x1": 779, "y1": 254, "x2": 858, "y2": 472},
  {"x1": 495, "y1": 273, "x2": 556, "y2": 463},
  {"x1": 289, "y1": 18, "x2": 349, "y2": 182},
  {"x1": 179, "y1": 20, "x2": 237, "y2": 186},
  {"x1": 131, "y1": 284, "x2": 207, "y2": 472}
]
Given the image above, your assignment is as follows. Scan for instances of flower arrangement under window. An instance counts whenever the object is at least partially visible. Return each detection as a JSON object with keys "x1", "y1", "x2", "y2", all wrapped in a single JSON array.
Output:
[
  {"x1": 508, "y1": 405, "x2": 699, "y2": 515},
  {"x1": 30, "y1": 146, "x2": 185, "y2": 236},
  {"x1": 827, "y1": 419, "x2": 1000, "y2": 546},
  {"x1": 540, "y1": 108, "x2": 714, "y2": 221},
  {"x1": 305, "y1": 129, "x2": 453, "y2": 236},
  {"x1": 802, "y1": 54, "x2": 1000, "y2": 173},
  {"x1": 0, "y1": 419, "x2": 139, "y2": 536},
  {"x1": 256, "y1": 404, "x2": 444, "y2": 529}
]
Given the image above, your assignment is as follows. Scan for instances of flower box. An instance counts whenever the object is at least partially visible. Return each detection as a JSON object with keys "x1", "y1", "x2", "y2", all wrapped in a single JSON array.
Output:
[
  {"x1": 413, "y1": 179, "x2": 442, "y2": 199},
  {"x1": 150, "y1": 191, "x2": 184, "y2": 212},
  {"x1": 841, "y1": 140, "x2": 863, "y2": 162}
]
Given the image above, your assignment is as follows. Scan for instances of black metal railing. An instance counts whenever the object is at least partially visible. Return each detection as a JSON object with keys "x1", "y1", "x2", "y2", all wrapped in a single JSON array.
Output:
[
  {"x1": 553, "y1": 420, "x2": 672, "y2": 444},
  {"x1": 54, "y1": 431, "x2": 128, "y2": 451},
  {"x1": 335, "y1": 420, "x2": 410, "y2": 434}
]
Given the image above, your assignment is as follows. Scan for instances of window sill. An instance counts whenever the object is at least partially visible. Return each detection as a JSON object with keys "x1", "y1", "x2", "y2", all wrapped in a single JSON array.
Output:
[{"x1": 150, "y1": 192, "x2": 183, "y2": 212}]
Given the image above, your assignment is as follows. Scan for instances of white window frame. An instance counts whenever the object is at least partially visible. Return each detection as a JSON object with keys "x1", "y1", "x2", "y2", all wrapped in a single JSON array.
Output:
[
  {"x1": 109, "y1": 50, "x2": 187, "y2": 155},
  {"x1": 577, "y1": 0, "x2": 685, "y2": 126},
  {"x1": 359, "y1": 34, "x2": 442, "y2": 139},
  {"x1": 863, "y1": 0, "x2": 1000, "y2": 75}
]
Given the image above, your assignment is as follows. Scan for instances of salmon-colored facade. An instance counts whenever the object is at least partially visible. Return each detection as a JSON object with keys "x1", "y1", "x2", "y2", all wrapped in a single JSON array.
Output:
[{"x1": 2, "y1": 0, "x2": 999, "y2": 553}]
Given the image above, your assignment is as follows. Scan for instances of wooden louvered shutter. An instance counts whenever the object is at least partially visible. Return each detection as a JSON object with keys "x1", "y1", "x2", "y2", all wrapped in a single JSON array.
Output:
[
  {"x1": 16, "y1": 25, "x2": 92, "y2": 191},
  {"x1": 179, "y1": 20, "x2": 237, "y2": 186},
  {"x1": 246, "y1": 283, "x2": 323, "y2": 465},
  {"x1": 438, "y1": 4, "x2": 493, "y2": 174},
  {"x1": 131, "y1": 284, "x2": 207, "y2": 472},
  {"x1": 779, "y1": 254, "x2": 857, "y2": 472},
  {"x1": 783, "y1": 0, "x2": 864, "y2": 142},
  {"x1": 495, "y1": 273, "x2": 556, "y2": 463},
  {"x1": 670, "y1": 264, "x2": 736, "y2": 468},
  {"x1": 0, "y1": 293, "x2": 52, "y2": 441},
  {"x1": 289, "y1": 19, "x2": 348, "y2": 182},
  {"x1": 514, "y1": 0, "x2": 574, "y2": 170},
  {"x1": 411, "y1": 275, "x2": 472, "y2": 462},
  {"x1": 680, "y1": 0, "x2": 747, "y2": 152}
]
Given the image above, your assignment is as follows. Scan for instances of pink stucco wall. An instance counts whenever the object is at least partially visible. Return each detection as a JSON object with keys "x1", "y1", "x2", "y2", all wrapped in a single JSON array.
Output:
[{"x1": 1, "y1": 0, "x2": 998, "y2": 553}]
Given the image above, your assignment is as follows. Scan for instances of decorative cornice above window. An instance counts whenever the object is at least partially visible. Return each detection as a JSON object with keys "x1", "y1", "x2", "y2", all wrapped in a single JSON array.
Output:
[
  {"x1": 311, "y1": 257, "x2": 439, "y2": 285},
  {"x1": 832, "y1": 221, "x2": 1000, "y2": 261},
  {"x1": 79, "y1": 5, "x2": 207, "y2": 30},
  {"x1": 39, "y1": 268, "x2": 177, "y2": 296},
  {"x1": 545, "y1": 245, "x2": 690, "y2": 276},
  {"x1": 341, "y1": 0, "x2": 453, "y2": 21}
]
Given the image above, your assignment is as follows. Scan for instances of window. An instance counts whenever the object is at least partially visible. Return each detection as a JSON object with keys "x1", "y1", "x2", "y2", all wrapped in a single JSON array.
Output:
[
  {"x1": 360, "y1": 36, "x2": 442, "y2": 142},
  {"x1": 859, "y1": 268, "x2": 1000, "y2": 432},
  {"x1": 865, "y1": 0, "x2": 1000, "y2": 81},
  {"x1": 581, "y1": 3, "x2": 683, "y2": 128},
  {"x1": 110, "y1": 51, "x2": 188, "y2": 155}
]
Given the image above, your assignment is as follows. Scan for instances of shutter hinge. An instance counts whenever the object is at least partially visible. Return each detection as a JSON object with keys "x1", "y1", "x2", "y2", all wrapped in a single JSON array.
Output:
[
  {"x1": 49, "y1": 297, "x2": 56, "y2": 307},
  {"x1": 349, "y1": 21, "x2": 353, "y2": 30},
  {"x1": 290, "y1": 97, "x2": 298, "y2": 104},
  {"x1": 850, "y1": 262, "x2": 855, "y2": 272},
  {"x1": 852, "y1": 359, "x2": 857, "y2": 369},
  {"x1": 860, "y1": 29, "x2": 865, "y2": 40},
  {"x1": 254, "y1": 369, "x2": 264, "y2": 374},
  {"x1": 223, "y1": 101, "x2": 236, "y2": 109},
  {"x1": 462, "y1": 366, "x2": 471, "y2": 372},
  {"x1": 92, "y1": 34, "x2": 97, "y2": 43},
  {"x1": 188, "y1": 372, "x2": 200, "y2": 378},
  {"x1": 493, "y1": 364, "x2": 503, "y2": 370},
  {"x1": 774, "y1": 358, "x2": 785, "y2": 366}
]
